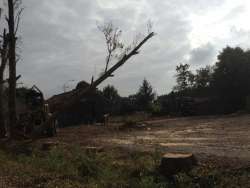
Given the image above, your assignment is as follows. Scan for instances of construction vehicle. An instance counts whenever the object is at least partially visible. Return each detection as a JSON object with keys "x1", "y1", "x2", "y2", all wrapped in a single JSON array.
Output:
[{"x1": 16, "y1": 85, "x2": 57, "y2": 137}]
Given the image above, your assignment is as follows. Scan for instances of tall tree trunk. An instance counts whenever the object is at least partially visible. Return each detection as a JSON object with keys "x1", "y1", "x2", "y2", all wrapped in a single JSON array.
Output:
[
  {"x1": 8, "y1": 0, "x2": 17, "y2": 137},
  {"x1": 0, "y1": 72, "x2": 6, "y2": 138},
  {"x1": 0, "y1": 30, "x2": 8, "y2": 138}
]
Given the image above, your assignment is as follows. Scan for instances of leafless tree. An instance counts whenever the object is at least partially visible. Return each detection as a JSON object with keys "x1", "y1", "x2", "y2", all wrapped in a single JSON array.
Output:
[
  {"x1": 98, "y1": 21, "x2": 154, "y2": 75},
  {"x1": 98, "y1": 21, "x2": 124, "y2": 73},
  {"x1": 0, "y1": 5, "x2": 9, "y2": 137},
  {"x1": 5, "y1": 0, "x2": 22, "y2": 137},
  {"x1": 0, "y1": 29, "x2": 9, "y2": 138}
]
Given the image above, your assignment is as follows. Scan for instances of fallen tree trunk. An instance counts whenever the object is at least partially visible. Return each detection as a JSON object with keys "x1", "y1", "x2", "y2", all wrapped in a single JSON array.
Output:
[{"x1": 48, "y1": 32, "x2": 155, "y2": 120}]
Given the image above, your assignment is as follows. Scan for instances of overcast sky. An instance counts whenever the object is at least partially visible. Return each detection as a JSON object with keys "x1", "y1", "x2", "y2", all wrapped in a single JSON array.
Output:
[{"x1": 2, "y1": 0, "x2": 250, "y2": 98}]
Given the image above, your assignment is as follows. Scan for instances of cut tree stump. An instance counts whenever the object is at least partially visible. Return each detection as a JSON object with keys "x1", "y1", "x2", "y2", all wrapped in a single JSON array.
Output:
[
  {"x1": 84, "y1": 146, "x2": 104, "y2": 154},
  {"x1": 159, "y1": 153, "x2": 197, "y2": 176},
  {"x1": 41, "y1": 141, "x2": 59, "y2": 151}
]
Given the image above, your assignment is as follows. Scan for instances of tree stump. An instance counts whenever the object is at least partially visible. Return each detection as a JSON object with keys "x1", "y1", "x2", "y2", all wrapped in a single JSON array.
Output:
[
  {"x1": 103, "y1": 114, "x2": 110, "y2": 127},
  {"x1": 41, "y1": 141, "x2": 59, "y2": 151},
  {"x1": 84, "y1": 146, "x2": 104, "y2": 154},
  {"x1": 159, "y1": 153, "x2": 197, "y2": 176}
]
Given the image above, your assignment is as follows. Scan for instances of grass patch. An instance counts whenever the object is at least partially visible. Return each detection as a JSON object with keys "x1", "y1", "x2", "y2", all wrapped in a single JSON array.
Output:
[{"x1": 0, "y1": 145, "x2": 249, "y2": 187}]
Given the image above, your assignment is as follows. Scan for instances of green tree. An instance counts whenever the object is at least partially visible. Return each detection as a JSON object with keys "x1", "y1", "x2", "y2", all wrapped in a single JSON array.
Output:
[
  {"x1": 174, "y1": 63, "x2": 194, "y2": 92},
  {"x1": 212, "y1": 46, "x2": 250, "y2": 112},
  {"x1": 102, "y1": 85, "x2": 120, "y2": 114},
  {"x1": 195, "y1": 66, "x2": 213, "y2": 89},
  {"x1": 135, "y1": 79, "x2": 155, "y2": 110},
  {"x1": 102, "y1": 85, "x2": 120, "y2": 102}
]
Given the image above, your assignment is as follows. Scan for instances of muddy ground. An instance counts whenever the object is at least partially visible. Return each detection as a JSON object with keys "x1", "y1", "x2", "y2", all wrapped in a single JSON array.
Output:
[{"x1": 43, "y1": 114, "x2": 250, "y2": 169}]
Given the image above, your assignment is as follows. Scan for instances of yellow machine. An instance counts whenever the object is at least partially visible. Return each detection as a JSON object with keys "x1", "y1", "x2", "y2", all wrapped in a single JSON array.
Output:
[{"x1": 17, "y1": 85, "x2": 57, "y2": 137}]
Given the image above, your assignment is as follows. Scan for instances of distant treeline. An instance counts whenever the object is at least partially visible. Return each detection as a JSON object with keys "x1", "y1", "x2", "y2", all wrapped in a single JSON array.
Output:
[
  {"x1": 102, "y1": 79, "x2": 156, "y2": 115},
  {"x1": 104, "y1": 46, "x2": 250, "y2": 116}
]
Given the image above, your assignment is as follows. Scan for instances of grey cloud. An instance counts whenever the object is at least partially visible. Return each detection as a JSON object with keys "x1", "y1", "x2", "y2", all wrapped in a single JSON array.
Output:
[
  {"x1": 18, "y1": 0, "x2": 208, "y2": 97},
  {"x1": 228, "y1": 27, "x2": 250, "y2": 49},
  {"x1": 18, "y1": 0, "x2": 102, "y2": 97},
  {"x1": 1, "y1": 0, "x2": 246, "y2": 98},
  {"x1": 188, "y1": 43, "x2": 216, "y2": 66}
]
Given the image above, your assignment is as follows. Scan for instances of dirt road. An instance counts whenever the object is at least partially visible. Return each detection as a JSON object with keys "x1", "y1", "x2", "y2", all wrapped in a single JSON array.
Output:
[{"x1": 47, "y1": 114, "x2": 250, "y2": 167}]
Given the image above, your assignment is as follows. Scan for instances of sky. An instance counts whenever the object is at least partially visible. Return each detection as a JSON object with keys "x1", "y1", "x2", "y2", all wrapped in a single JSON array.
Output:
[{"x1": 1, "y1": 0, "x2": 250, "y2": 98}]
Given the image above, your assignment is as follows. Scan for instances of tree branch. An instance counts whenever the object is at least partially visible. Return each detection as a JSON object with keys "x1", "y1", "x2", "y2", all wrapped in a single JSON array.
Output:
[{"x1": 14, "y1": 7, "x2": 23, "y2": 35}]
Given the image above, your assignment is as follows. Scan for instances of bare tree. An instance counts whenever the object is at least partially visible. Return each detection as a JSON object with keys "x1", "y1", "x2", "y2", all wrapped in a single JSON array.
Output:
[
  {"x1": 98, "y1": 21, "x2": 124, "y2": 73},
  {"x1": 0, "y1": 5, "x2": 9, "y2": 137},
  {"x1": 7, "y1": 0, "x2": 17, "y2": 137},
  {"x1": 0, "y1": 29, "x2": 9, "y2": 138},
  {"x1": 6, "y1": 0, "x2": 22, "y2": 137}
]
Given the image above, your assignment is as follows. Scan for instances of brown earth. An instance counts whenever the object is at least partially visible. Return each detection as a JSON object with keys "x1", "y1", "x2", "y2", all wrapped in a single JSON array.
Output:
[{"x1": 41, "y1": 114, "x2": 250, "y2": 169}]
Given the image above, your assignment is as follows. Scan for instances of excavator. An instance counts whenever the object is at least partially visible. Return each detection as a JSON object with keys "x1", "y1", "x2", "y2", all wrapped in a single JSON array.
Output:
[{"x1": 16, "y1": 85, "x2": 57, "y2": 137}]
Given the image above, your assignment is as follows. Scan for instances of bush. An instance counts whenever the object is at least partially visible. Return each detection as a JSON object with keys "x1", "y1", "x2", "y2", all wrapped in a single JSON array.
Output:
[
  {"x1": 149, "y1": 103, "x2": 162, "y2": 116},
  {"x1": 78, "y1": 155, "x2": 100, "y2": 178}
]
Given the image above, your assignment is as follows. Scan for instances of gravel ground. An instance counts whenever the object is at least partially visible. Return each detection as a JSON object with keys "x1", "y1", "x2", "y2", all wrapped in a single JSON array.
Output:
[{"x1": 44, "y1": 114, "x2": 250, "y2": 168}]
